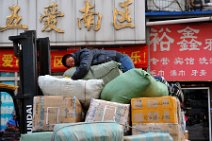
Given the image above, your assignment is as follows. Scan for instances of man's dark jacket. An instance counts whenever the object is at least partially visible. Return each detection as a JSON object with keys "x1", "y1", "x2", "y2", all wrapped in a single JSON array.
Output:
[{"x1": 70, "y1": 48, "x2": 119, "y2": 80}]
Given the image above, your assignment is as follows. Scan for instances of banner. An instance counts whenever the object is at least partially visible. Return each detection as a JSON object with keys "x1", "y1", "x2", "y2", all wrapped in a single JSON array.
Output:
[
  {"x1": 150, "y1": 23, "x2": 212, "y2": 81},
  {"x1": 0, "y1": 49, "x2": 18, "y2": 72},
  {"x1": 0, "y1": 45, "x2": 148, "y2": 72}
]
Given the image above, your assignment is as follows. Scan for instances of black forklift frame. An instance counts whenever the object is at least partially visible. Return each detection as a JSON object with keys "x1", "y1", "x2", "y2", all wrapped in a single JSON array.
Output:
[{"x1": 8, "y1": 30, "x2": 51, "y2": 134}]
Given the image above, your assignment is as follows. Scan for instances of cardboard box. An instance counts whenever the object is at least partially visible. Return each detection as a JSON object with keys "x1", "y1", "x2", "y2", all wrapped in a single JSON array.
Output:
[
  {"x1": 85, "y1": 98, "x2": 130, "y2": 132},
  {"x1": 131, "y1": 96, "x2": 181, "y2": 123},
  {"x1": 33, "y1": 96, "x2": 82, "y2": 131}
]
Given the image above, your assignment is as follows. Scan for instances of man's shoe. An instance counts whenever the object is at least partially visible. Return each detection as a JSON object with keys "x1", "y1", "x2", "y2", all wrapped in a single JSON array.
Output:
[{"x1": 169, "y1": 82, "x2": 184, "y2": 104}]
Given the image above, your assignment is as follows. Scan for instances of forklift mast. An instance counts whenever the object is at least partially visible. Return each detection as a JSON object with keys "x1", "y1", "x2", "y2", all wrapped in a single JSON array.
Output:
[{"x1": 8, "y1": 30, "x2": 51, "y2": 134}]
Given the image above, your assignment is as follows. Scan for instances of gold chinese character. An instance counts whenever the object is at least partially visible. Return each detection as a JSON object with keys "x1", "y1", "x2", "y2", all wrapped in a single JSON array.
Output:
[
  {"x1": 40, "y1": 2, "x2": 64, "y2": 33},
  {"x1": 131, "y1": 51, "x2": 141, "y2": 64},
  {"x1": 2, "y1": 54, "x2": 13, "y2": 67},
  {"x1": 113, "y1": 0, "x2": 135, "y2": 30},
  {"x1": 78, "y1": 0, "x2": 102, "y2": 31},
  {"x1": 0, "y1": 5, "x2": 28, "y2": 32},
  {"x1": 54, "y1": 56, "x2": 63, "y2": 67}
]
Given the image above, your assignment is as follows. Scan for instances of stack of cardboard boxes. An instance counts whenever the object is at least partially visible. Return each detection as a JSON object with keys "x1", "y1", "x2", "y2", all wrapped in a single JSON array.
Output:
[{"x1": 131, "y1": 96, "x2": 185, "y2": 141}]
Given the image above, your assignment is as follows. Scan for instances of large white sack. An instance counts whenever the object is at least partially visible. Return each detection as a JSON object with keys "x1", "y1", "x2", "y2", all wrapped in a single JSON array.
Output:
[{"x1": 38, "y1": 75, "x2": 104, "y2": 109}]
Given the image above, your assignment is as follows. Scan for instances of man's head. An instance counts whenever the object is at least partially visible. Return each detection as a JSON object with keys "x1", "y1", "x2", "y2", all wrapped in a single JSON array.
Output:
[{"x1": 62, "y1": 54, "x2": 75, "y2": 68}]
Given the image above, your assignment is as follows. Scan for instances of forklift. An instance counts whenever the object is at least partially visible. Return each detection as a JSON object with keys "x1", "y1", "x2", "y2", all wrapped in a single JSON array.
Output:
[{"x1": 0, "y1": 30, "x2": 51, "y2": 140}]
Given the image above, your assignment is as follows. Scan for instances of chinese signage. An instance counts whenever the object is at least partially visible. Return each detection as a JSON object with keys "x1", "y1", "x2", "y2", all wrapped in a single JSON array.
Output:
[
  {"x1": 0, "y1": 45, "x2": 147, "y2": 72},
  {"x1": 150, "y1": 23, "x2": 212, "y2": 81},
  {"x1": 0, "y1": 0, "x2": 145, "y2": 46}
]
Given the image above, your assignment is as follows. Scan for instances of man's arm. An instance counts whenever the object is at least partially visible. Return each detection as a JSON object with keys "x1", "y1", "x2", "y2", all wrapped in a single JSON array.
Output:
[{"x1": 71, "y1": 49, "x2": 93, "y2": 80}]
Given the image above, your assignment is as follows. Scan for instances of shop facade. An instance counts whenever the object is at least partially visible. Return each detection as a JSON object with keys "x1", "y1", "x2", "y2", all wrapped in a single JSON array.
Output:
[
  {"x1": 0, "y1": 0, "x2": 147, "y2": 131},
  {"x1": 148, "y1": 22, "x2": 212, "y2": 141},
  {"x1": 0, "y1": 0, "x2": 212, "y2": 140},
  {"x1": 145, "y1": 0, "x2": 212, "y2": 140}
]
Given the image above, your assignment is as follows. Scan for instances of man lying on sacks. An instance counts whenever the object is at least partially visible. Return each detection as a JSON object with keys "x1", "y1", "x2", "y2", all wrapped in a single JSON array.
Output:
[
  {"x1": 39, "y1": 48, "x2": 134, "y2": 111},
  {"x1": 61, "y1": 48, "x2": 135, "y2": 80}
]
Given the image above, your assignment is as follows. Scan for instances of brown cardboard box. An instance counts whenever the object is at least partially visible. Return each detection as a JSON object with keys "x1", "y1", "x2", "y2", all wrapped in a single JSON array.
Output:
[
  {"x1": 33, "y1": 96, "x2": 82, "y2": 131},
  {"x1": 85, "y1": 98, "x2": 130, "y2": 133},
  {"x1": 131, "y1": 96, "x2": 181, "y2": 123}
]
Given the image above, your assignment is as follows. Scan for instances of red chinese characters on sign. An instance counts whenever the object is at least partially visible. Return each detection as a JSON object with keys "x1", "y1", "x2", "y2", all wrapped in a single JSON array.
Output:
[
  {"x1": 106, "y1": 45, "x2": 148, "y2": 69},
  {"x1": 0, "y1": 50, "x2": 19, "y2": 72},
  {"x1": 50, "y1": 49, "x2": 79, "y2": 72},
  {"x1": 150, "y1": 23, "x2": 212, "y2": 81},
  {"x1": 0, "y1": 49, "x2": 78, "y2": 72},
  {"x1": 0, "y1": 45, "x2": 148, "y2": 72}
]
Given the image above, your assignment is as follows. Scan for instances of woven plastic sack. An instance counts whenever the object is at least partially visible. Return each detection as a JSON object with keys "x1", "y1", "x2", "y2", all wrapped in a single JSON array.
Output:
[
  {"x1": 100, "y1": 68, "x2": 169, "y2": 104},
  {"x1": 20, "y1": 132, "x2": 53, "y2": 141},
  {"x1": 51, "y1": 122, "x2": 124, "y2": 141},
  {"x1": 124, "y1": 132, "x2": 173, "y2": 141},
  {"x1": 63, "y1": 61, "x2": 122, "y2": 84},
  {"x1": 38, "y1": 75, "x2": 104, "y2": 109}
]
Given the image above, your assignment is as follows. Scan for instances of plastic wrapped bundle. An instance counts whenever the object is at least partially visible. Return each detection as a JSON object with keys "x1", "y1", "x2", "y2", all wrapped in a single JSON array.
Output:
[
  {"x1": 38, "y1": 75, "x2": 104, "y2": 109},
  {"x1": 124, "y1": 132, "x2": 173, "y2": 141},
  {"x1": 101, "y1": 68, "x2": 169, "y2": 104},
  {"x1": 63, "y1": 61, "x2": 122, "y2": 84},
  {"x1": 51, "y1": 121, "x2": 124, "y2": 141},
  {"x1": 20, "y1": 132, "x2": 53, "y2": 141}
]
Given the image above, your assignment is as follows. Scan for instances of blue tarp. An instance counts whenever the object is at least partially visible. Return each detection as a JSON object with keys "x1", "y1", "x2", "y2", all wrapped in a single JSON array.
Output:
[{"x1": 0, "y1": 81, "x2": 15, "y2": 131}]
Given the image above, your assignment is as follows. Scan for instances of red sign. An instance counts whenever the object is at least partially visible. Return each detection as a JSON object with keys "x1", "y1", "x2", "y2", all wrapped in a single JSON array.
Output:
[
  {"x1": 150, "y1": 23, "x2": 212, "y2": 81},
  {"x1": 105, "y1": 45, "x2": 148, "y2": 69},
  {"x1": 0, "y1": 49, "x2": 18, "y2": 72},
  {"x1": 50, "y1": 48, "x2": 79, "y2": 72},
  {"x1": 0, "y1": 45, "x2": 147, "y2": 72}
]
